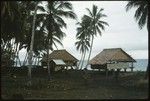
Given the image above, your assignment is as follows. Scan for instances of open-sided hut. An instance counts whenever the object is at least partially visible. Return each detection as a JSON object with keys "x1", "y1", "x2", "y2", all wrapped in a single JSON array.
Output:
[
  {"x1": 89, "y1": 48, "x2": 136, "y2": 72},
  {"x1": 41, "y1": 49, "x2": 78, "y2": 71},
  {"x1": 49, "y1": 59, "x2": 66, "y2": 71}
]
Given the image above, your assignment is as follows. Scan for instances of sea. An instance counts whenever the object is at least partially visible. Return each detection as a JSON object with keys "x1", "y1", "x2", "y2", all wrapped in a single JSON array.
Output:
[{"x1": 16, "y1": 59, "x2": 148, "y2": 71}]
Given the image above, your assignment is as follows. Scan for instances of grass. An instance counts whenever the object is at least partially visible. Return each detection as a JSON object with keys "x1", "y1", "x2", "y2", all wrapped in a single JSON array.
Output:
[{"x1": 1, "y1": 67, "x2": 149, "y2": 100}]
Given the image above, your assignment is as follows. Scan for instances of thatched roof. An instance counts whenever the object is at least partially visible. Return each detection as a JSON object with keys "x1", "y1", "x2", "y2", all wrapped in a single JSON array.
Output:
[
  {"x1": 89, "y1": 48, "x2": 136, "y2": 65},
  {"x1": 42, "y1": 49, "x2": 78, "y2": 62}
]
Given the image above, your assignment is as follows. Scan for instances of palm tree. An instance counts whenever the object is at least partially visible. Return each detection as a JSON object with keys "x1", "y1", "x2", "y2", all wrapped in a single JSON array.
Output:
[
  {"x1": 1, "y1": 1, "x2": 23, "y2": 50},
  {"x1": 1, "y1": 1, "x2": 47, "y2": 71},
  {"x1": 75, "y1": 37, "x2": 90, "y2": 69},
  {"x1": 1, "y1": 1, "x2": 31, "y2": 67},
  {"x1": 83, "y1": 5, "x2": 109, "y2": 67},
  {"x1": 126, "y1": 1, "x2": 148, "y2": 29},
  {"x1": 39, "y1": 1, "x2": 77, "y2": 80},
  {"x1": 126, "y1": 1, "x2": 149, "y2": 79},
  {"x1": 75, "y1": 20, "x2": 91, "y2": 69},
  {"x1": 27, "y1": 1, "x2": 39, "y2": 86}
]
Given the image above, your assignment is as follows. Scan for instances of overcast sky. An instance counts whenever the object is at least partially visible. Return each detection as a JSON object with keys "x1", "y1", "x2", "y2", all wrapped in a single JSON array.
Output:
[{"x1": 19, "y1": 1, "x2": 148, "y2": 61}]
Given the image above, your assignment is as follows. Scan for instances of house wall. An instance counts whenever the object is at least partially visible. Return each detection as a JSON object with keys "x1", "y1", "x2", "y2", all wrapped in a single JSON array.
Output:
[
  {"x1": 64, "y1": 61, "x2": 77, "y2": 66},
  {"x1": 107, "y1": 62, "x2": 129, "y2": 70},
  {"x1": 54, "y1": 66, "x2": 63, "y2": 71}
]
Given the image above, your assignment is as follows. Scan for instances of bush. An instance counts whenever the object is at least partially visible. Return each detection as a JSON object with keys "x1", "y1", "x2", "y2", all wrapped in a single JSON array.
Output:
[{"x1": 11, "y1": 93, "x2": 24, "y2": 100}]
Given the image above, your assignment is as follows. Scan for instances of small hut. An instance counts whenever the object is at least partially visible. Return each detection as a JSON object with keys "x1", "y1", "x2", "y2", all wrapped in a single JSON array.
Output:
[
  {"x1": 49, "y1": 59, "x2": 66, "y2": 72},
  {"x1": 41, "y1": 49, "x2": 78, "y2": 71},
  {"x1": 89, "y1": 48, "x2": 136, "y2": 72}
]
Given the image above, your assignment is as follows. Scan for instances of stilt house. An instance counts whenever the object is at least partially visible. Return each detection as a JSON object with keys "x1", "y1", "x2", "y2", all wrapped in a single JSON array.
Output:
[
  {"x1": 41, "y1": 49, "x2": 78, "y2": 72},
  {"x1": 89, "y1": 48, "x2": 136, "y2": 72}
]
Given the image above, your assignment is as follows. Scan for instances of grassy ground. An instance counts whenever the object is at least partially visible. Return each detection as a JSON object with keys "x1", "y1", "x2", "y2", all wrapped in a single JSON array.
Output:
[{"x1": 1, "y1": 68, "x2": 149, "y2": 100}]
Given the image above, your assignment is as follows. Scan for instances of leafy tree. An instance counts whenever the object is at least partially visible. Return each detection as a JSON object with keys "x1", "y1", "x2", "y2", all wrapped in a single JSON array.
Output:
[
  {"x1": 39, "y1": 1, "x2": 77, "y2": 80},
  {"x1": 126, "y1": 1, "x2": 148, "y2": 29},
  {"x1": 75, "y1": 20, "x2": 91, "y2": 69},
  {"x1": 126, "y1": 1, "x2": 149, "y2": 79},
  {"x1": 83, "y1": 5, "x2": 109, "y2": 67}
]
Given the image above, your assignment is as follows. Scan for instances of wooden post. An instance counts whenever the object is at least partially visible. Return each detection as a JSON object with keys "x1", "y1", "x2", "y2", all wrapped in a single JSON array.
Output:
[
  {"x1": 106, "y1": 68, "x2": 108, "y2": 78},
  {"x1": 130, "y1": 62, "x2": 133, "y2": 72},
  {"x1": 115, "y1": 69, "x2": 120, "y2": 82},
  {"x1": 71, "y1": 66, "x2": 73, "y2": 69},
  {"x1": 113, "y1": 69, "x2": 115, "y2": 77},
  {"x1": 124, "y1": 68, "x2": 126, "y2": 72}
]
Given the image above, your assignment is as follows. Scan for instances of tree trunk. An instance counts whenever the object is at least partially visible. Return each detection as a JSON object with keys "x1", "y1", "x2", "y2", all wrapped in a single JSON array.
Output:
[
  {"x1": 77, "y1": 52, "x2": 84, "y2": 69},
  {"x1": 37, "y1": 56, "x2": 40, "y2": 65},
  {"x1": 15, "y1": 43, "x2": 19, "y2": 67},
  {"x1": 17, "y1": 55, "x2": 22, "y2": 67},
  {"x1": 86, "y1": 35, "x2": 94, "y2": 68},
  {"x1": 47, "y1": 44, "x2": 51, "y2": 80},
  {"x1": 23, "y1": 52, "x2": 28, "y2": 66},
  {"x1": 80, "y1": 51, "x2": 86, "y2": 70},
  {"x1": 34, "y1": 56, "x2": 38, "y2": 65},
  {"x1": 46, "y1": 8, "x2": 54, "y2": 80},
  {"x1": 16, "y1": 47, "x2": 21, "y2": 67},
  {"x1": 144, "y1": 8, "x2": 149, "y2": 79},
  {"x1": 27, "y1": 2, "x2": 38, "y2": 86}
]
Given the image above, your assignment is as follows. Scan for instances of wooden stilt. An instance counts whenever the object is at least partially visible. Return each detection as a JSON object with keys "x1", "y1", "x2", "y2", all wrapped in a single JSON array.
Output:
[
  {"x1": 131, "y1": 62, "x2": 134, "y2": 72},
  {"x1": 106, "y1": 68, "x2": 108, "y2": 78},
  {"x1": 113, "y1": 69, "x2": 115, "y2": 77},
  {"x1": 124, "y1": 68, "x2": 126, "y2": 72}
]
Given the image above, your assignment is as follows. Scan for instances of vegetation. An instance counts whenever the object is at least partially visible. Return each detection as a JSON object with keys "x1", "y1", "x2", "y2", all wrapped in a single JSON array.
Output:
[
  {"x1": 1, "y1": 1, "x2": 47, "y2": 67},
  {"x1": 1, "y1": 1, "x2": 148, "y2": 99},
  {"x1": 1, "y1": 69, "x2": 148, "y2": 99},
  {"x1": 39, "y1": 1, "x2": 77, "y2": 79},
  {"x1": 75, "y1": 21, "x2": 90, "y2": 69},
  {"x1": 75, "y1": 5, "x2": 109, "y2": 69},
  {"x1": 126, "y1": 1, "x2": 148, "y2": 29},
  {"x1": 1, "y1": 1, "x2": 77, "y2": 82},
  {"x1": 125, "y1": 1, "x2": 149, "y2": 79}
]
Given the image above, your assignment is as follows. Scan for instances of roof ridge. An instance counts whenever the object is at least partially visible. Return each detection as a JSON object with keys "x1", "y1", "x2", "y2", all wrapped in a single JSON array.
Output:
[
  {"x1": 103, "y1": 48, "x2": 122, "y2": 50},
  {"x1": 53, "y1": 49, "x2": 66, "y2": 51}
]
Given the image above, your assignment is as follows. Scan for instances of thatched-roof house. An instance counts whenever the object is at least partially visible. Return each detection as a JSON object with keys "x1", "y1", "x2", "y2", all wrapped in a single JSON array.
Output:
[
  {"x1": 89, "y1": 48, "x2": 136, "y2": 71},
  {"x1": 41, "y1": 49, "x2": 78, "y2": 71}
]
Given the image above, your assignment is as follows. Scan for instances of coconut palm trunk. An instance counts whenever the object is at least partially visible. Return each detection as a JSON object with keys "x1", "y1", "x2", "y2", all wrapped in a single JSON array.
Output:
[
  {"x1": 77, "y1": 52, "x2": 84, "y2": 69},
  {"x1": 15, "y1": 43, "x2": 19, "y2": 66},
  {"x1": 37, "y1": 55, "x2": 40, "y2": 66},
  {"x1": 17, "y1": 55, "x2": 21, "y2": 67},
  {"x1": 86, "y1": 35, "x2": 94, "y2": 67},
  {"x1": 80, "y1": 51, "x2": 86, "y2": 70},
  {"x1": 16, "y1": 49, "x2": 21, "y2": 67},
  {"x1": 145, "y1": 9, "x2": 149, "y2": 79},
  {"x1": 27, "y1": 2, "x2": 38, "y2": 86},
  {"x1": 47, "y1": 40, "x2": 51, "y2": 80},
  {"x1": 23, "y1": 52, "x2": 28, "y2": 66}
]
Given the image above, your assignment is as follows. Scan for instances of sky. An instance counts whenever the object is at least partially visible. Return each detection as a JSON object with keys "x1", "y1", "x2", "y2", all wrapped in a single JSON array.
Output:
[{"x1": 19, "y1": 1, "x2": 148, "y2": 61}]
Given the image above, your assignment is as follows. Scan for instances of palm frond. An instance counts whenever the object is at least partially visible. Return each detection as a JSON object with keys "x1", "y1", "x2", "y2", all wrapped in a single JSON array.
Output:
[
  {"x1": 37, "y1": 5, "x2": 45, "y2": 12},
  {"x1": 126, "y1": 1, "x2": 148, "y2": 29},
  {"x1": 92, "y1": 5, "x2": 98, "y2": 17},
  {"x1": 57, "y1": 10, "x2": 77, "y2": 19},
  {"x1": 96, "y1": 26, "x2": 102, "y2": 36},
  {"x1": 138, "y1": 7, "x2": 148, "y2": 29},
  {"x1": 86, "y1": 8, "x2": 93, "y2": 17},
  {"x1": 56, "y1": 1, "x2": 72, "y2": 10}
]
